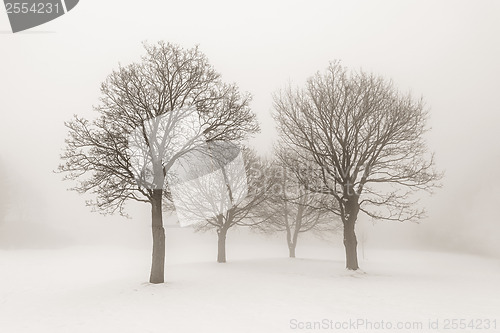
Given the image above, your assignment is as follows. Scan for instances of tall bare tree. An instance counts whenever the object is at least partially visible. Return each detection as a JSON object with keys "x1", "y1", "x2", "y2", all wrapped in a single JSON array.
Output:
[
  {"x1": 58, "y1": 42, "x2": 259, "y2": 283},
  {"x1": 274, "y1": 62, "x2": 441, "y2": 270}
]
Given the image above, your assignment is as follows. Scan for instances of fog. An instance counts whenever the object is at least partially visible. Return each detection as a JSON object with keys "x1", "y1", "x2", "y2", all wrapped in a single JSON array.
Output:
[{"x1": 1, "y1": 0, "x2": 499, "y2": 256}]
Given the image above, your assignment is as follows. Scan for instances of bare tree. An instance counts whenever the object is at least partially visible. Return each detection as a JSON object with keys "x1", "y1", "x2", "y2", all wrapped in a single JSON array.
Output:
[
  {"x1": 258, "y1": 150, "x2": 339, "y2": 258},
  {"x1": 273, "y1": 61, "x2": 441, "y2": 270},
  {"x1": 172, "y1": 146, "x2": 273, "y2": 263},
  {"x1": 58, "y1": 42, "x2": 259, "y2": 283}
]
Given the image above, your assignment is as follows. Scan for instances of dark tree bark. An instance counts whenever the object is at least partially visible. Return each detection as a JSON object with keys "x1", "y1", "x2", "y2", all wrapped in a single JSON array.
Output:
[
  {"x1": 343, "y1": 220, "x2": 359, "y2": 270},
  {"x1": 217, "y1": 227, "x2": 228, "y2": 263},
  {"x1": 150, "y1": 189, "x2": 165, "y2": 283},
  {"x1": 342, "y1": 195, "x2": 360, "y2": 270}
]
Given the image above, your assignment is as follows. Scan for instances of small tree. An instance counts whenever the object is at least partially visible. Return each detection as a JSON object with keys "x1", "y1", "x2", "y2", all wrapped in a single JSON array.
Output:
[
  {"x1": 274, "y1": 62, "x2": 441, "y2": 270},
  {"x1": 171, "y1": 146, "x2": 273, "y2": 263},
  {"x1": 59, "y1": 42, "x2": 258, "y2": 283},
  {"x1": 258, "y1": 150, "x2": 338, "y2": 258}
]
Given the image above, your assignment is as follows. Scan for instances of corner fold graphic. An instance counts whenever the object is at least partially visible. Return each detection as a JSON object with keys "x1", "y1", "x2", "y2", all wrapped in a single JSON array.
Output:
[{"x1": 64, "y1": 0, "x2": 78, "y2": 12}]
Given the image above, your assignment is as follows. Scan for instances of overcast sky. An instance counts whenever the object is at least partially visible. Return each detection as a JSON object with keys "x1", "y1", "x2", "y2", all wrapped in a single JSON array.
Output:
[{"x1": 1, "y1": 0, "x2": 499, "y2": 254}]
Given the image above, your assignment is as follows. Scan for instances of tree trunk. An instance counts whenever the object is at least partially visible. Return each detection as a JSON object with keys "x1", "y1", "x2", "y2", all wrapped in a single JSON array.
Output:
[
  {"x1": 150, "y1": 189, "x2": 165, "y2": 283},
  {"x1": 343, "y1": 195, "x2": 360, "y2": 270},
  {"x1": 286, "y1": 226, "x2": 295, "y2": 258},
  {"x1": 217, "y1": 228, "x2": 228, "y2": 263},
  {"x1": 288, "y1": 244, "x2": 296, "y2": 258},
  {"x1": 288, "y1": 204, "x2": 302, "y2": 258},
  {"x1": 343, "y1": 220, "x2": 359, "y2": 270},
  {"x1": 287, "y1": 225, "x2": 300, "y2": 258}
]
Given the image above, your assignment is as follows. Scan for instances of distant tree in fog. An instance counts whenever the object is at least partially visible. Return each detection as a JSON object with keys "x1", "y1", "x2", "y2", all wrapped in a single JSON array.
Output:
[
  {"x1": 274, "y1": 61, "x2": 442, "y2": 270},
  {"x1": 257, "y1": 148, "x2": 340, "y2": 258},
  {"x1": 172, "y1": 146, "x2": 273, "y2": 263}
]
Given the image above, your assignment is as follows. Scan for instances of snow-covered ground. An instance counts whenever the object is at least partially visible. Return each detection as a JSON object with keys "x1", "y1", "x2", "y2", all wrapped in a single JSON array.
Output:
[{"x1": 0, "y1": 228, "x2": 499, "y2": 333}]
